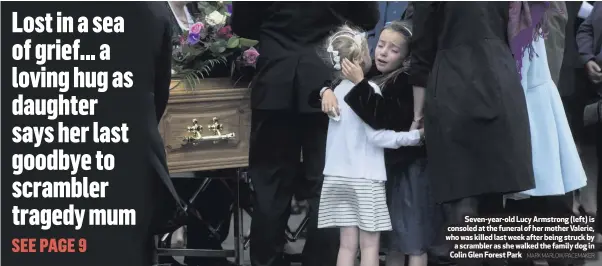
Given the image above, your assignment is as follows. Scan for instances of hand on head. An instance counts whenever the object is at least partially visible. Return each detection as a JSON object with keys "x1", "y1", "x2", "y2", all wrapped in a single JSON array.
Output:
[{"x1": 342, "y1": 58, "x2": 365, "y2": 84}]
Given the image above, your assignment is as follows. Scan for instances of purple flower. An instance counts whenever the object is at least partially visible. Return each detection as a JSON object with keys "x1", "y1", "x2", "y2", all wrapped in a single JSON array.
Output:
[
  {"x1": 242, "y1": 47, "x2": 259, "y2": 67},
  {"x1": 187, "y1": 33, "x2": 200, "y2": 45},
  {"x1": 226, "y1": 4, "x2": 232, "y2": 14}
]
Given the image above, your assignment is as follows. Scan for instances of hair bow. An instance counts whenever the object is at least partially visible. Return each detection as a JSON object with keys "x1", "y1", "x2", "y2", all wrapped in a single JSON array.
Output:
[{"x1": 327, "y1": 31, "x2": 366, "y2": 70}]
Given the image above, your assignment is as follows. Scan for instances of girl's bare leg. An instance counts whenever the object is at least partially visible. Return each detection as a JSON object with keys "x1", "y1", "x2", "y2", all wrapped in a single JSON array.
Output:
[
  {"x1": 337, "y1": 227, "x2": 359, "y2": 266},
  {"x1": 385, "y1": 251, "x2": 405, "y2": 266},
  {"x1": 359, "y1": 230, "x2": 380, "y2": 266},
  {"x1": 408, "y1": 254, "x2": 428, "y2": 266}
]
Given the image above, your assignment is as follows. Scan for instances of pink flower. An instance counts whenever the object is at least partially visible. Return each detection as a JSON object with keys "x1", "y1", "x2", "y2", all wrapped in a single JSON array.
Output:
[
  {"x1": 242, "y1": 47, "x2": 259, "y2": 67},
  {"x1": 190, "y1": 22, "x2": 204, "y2": 34},
  {"x1": 179, "y1": 35, "x2": 186, "y2": 45},
  {"x1": 217, "y1": 26, "x2": 233, "y2": 39}
]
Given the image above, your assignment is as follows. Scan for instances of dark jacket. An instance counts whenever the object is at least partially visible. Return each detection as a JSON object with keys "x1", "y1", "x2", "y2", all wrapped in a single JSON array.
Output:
[
  {"x1": 409, "y1": 2, "x2": 535, "y2": 203},
  {"x1": 231, "y1": 2, "x2": 380, "y2": 112},
  {"x1": 545, "y1": 1, "x2": 568, "y2": 85},
  {"x1": 577, "y1": 2, "x2": 602, "y2": 66},
  {"x1": 557, "y1": 1, "x2": 584, "y2": 97},
  {"x1": 577, "y1": 1, "x2": 602, "y2": 96},
  {"x1": 344, "y1": 67, "x2": 426, "y2": 167},
  {"x1": 401, "y1": 2, "x2": 414, "y2": 20}
]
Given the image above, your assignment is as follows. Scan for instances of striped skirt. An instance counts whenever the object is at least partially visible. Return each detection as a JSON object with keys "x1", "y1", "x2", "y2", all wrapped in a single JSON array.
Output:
[{"x1": 317, "y1": 176, "x2": 392, "y2": 232}]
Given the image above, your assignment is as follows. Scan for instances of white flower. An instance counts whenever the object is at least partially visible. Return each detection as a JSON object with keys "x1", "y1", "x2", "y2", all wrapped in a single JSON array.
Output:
[{"x1": 206, "y1": 11, "x2": 227, "y2": 26}]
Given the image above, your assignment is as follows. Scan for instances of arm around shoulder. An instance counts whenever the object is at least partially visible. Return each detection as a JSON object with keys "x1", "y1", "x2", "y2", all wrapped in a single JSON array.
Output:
[
  {"x1": 308, "y1": 80, "x2": 336, "y2": 109},
  {"x1": 364, "y1": 124, "x2": 423, "y2": 149}
]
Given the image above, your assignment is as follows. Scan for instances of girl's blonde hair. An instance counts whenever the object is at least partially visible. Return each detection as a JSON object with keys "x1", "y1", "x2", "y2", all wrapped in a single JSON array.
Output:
[
  {"x1": 320, "y1": 24, "x2": 369, "y2": 82},
  {"x1": 373, "y1": 20, "x2": 413, "y2": 88}
]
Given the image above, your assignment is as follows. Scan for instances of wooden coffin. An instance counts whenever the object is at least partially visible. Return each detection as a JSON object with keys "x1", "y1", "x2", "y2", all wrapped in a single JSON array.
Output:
[{"x1": 159, "y1": 78, "x2": 251, "y2": 173}]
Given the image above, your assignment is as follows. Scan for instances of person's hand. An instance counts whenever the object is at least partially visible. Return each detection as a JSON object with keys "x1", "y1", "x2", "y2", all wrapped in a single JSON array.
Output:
[
  {"x1": 321, "y1": 88, "x2": 339, "y2": 116},
  {"x1": 586, "y1": 61, "x2": 602, "y2": 84},
  {"x1": 342, "y1": 58, "x2": 364, "y2": 84},
  {"x1": 410, "y1": 117, "x2": 424, "y2": 130},
  {"x1": 590, "y1": 74, "x2": 602, "y2": 84}
]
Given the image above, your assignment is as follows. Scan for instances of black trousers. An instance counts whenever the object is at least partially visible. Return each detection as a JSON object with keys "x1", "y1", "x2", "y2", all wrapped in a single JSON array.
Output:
[
  {"x1": 505, "y1": 194, "x2": 578, "y2": 266},
  {"x1": 248, "y1": 110, "x2": 339, "y2": 266},
  {"x1": 442, "y1": 194, "x2": 505, "y2": 266},
  {"x1": 159, "y1": 178, "x2": 234, "y2": 266},
  {"x1": 505, "y1": 194, "x2": 574, "y2": 218}
]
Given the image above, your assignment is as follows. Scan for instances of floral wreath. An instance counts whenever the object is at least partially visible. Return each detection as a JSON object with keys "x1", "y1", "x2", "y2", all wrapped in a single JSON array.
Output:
[{"x1": 171, "y1": 1, "x2": 259, "y2": 85}]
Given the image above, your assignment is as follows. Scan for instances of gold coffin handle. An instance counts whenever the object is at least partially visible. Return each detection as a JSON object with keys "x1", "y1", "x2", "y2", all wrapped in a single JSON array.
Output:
[{"x1": 182, "y1": 117, "x2": 236, "y2": 145}]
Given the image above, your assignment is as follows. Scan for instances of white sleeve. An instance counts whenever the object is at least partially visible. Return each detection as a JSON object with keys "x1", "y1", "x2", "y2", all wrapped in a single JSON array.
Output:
[
  {"x1": 579, "y1": 1, "x2": 593, "y2": 19},
  {"x1": 364, "y1": 124, "x2": 422, "y2": 148},
  {"x1": 361, "y1": 81, "x2": 422, "y2": 148}
]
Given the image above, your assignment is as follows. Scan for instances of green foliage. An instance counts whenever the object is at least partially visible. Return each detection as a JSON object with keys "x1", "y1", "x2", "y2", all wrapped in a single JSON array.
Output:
[
  {"x1": 227, "y1": 37, "x2": 240, "y2": 48},
  {"x1": 175, "y1": 56, "x2": 229, "y2": 89},
  {"x1": 239, "y1": 38, "x2": 259, "y2": 48},
  {"x1": 210, "y1": 40, "x2": 228, "y2": 55}
]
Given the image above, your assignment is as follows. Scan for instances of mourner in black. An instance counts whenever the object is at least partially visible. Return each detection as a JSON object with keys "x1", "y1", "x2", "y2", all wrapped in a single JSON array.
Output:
[
  {"x1": 409, "y1": 2, "x2": 535, "y2": 205},
  {"x1": 559, "y1": 1, "x2": 590, "y2": 143},
  {"x1": 122, "y1": 2, "x2": 177, "y2": 264},
  {"x1": 409, "y1": 6, "x2": 534, "y2": 266},
  {"x1": 576, "y1": 1, "x2": 602, "y2": 233},
  {"x1": 4, "y1": 2, "x2": 175, "y2": 266},
  {"x1": 141, "y1": 2, "x2": 182, "y2": 264},
  {"x1": 232, "y1": 2, "x2": 379, "y2": 266}
]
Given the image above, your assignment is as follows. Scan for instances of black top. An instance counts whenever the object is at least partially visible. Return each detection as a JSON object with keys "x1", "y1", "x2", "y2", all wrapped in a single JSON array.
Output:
[
  {"x1": 231, "y1": 2, "x2": 379, "y2": 112},
  {"x1": 401, "y1": 2, "x2": 415, "y2": 20},
  {"x1": 407, "y1": 2, "x2": 535, "y2": 203},
  {"x1": 344, "y1": 65, "x2": 426, "y2": 166}
]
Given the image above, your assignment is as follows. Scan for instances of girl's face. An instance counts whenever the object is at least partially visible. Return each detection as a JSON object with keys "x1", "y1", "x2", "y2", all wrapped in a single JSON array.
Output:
[{"x1": 375, "y1": 29, "x2": 409, "y2": 73}]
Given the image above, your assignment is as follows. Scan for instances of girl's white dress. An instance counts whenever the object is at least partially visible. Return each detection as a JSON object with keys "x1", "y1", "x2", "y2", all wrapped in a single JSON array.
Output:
[
  {"x1": 513, "y1": 33, "x2": 587, "y2": 197},
  {"x1": 317, "y1": 80, "x2": 422, "y2": 232}
]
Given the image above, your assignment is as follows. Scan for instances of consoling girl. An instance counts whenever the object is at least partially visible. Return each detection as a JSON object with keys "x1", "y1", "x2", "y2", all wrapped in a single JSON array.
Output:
[
  {"x1": 321, "y1": 21, "x2": 445, "y2": 266},
  {"x1": 314, "y1": 24, "x2": 425, "y2": 266}
]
